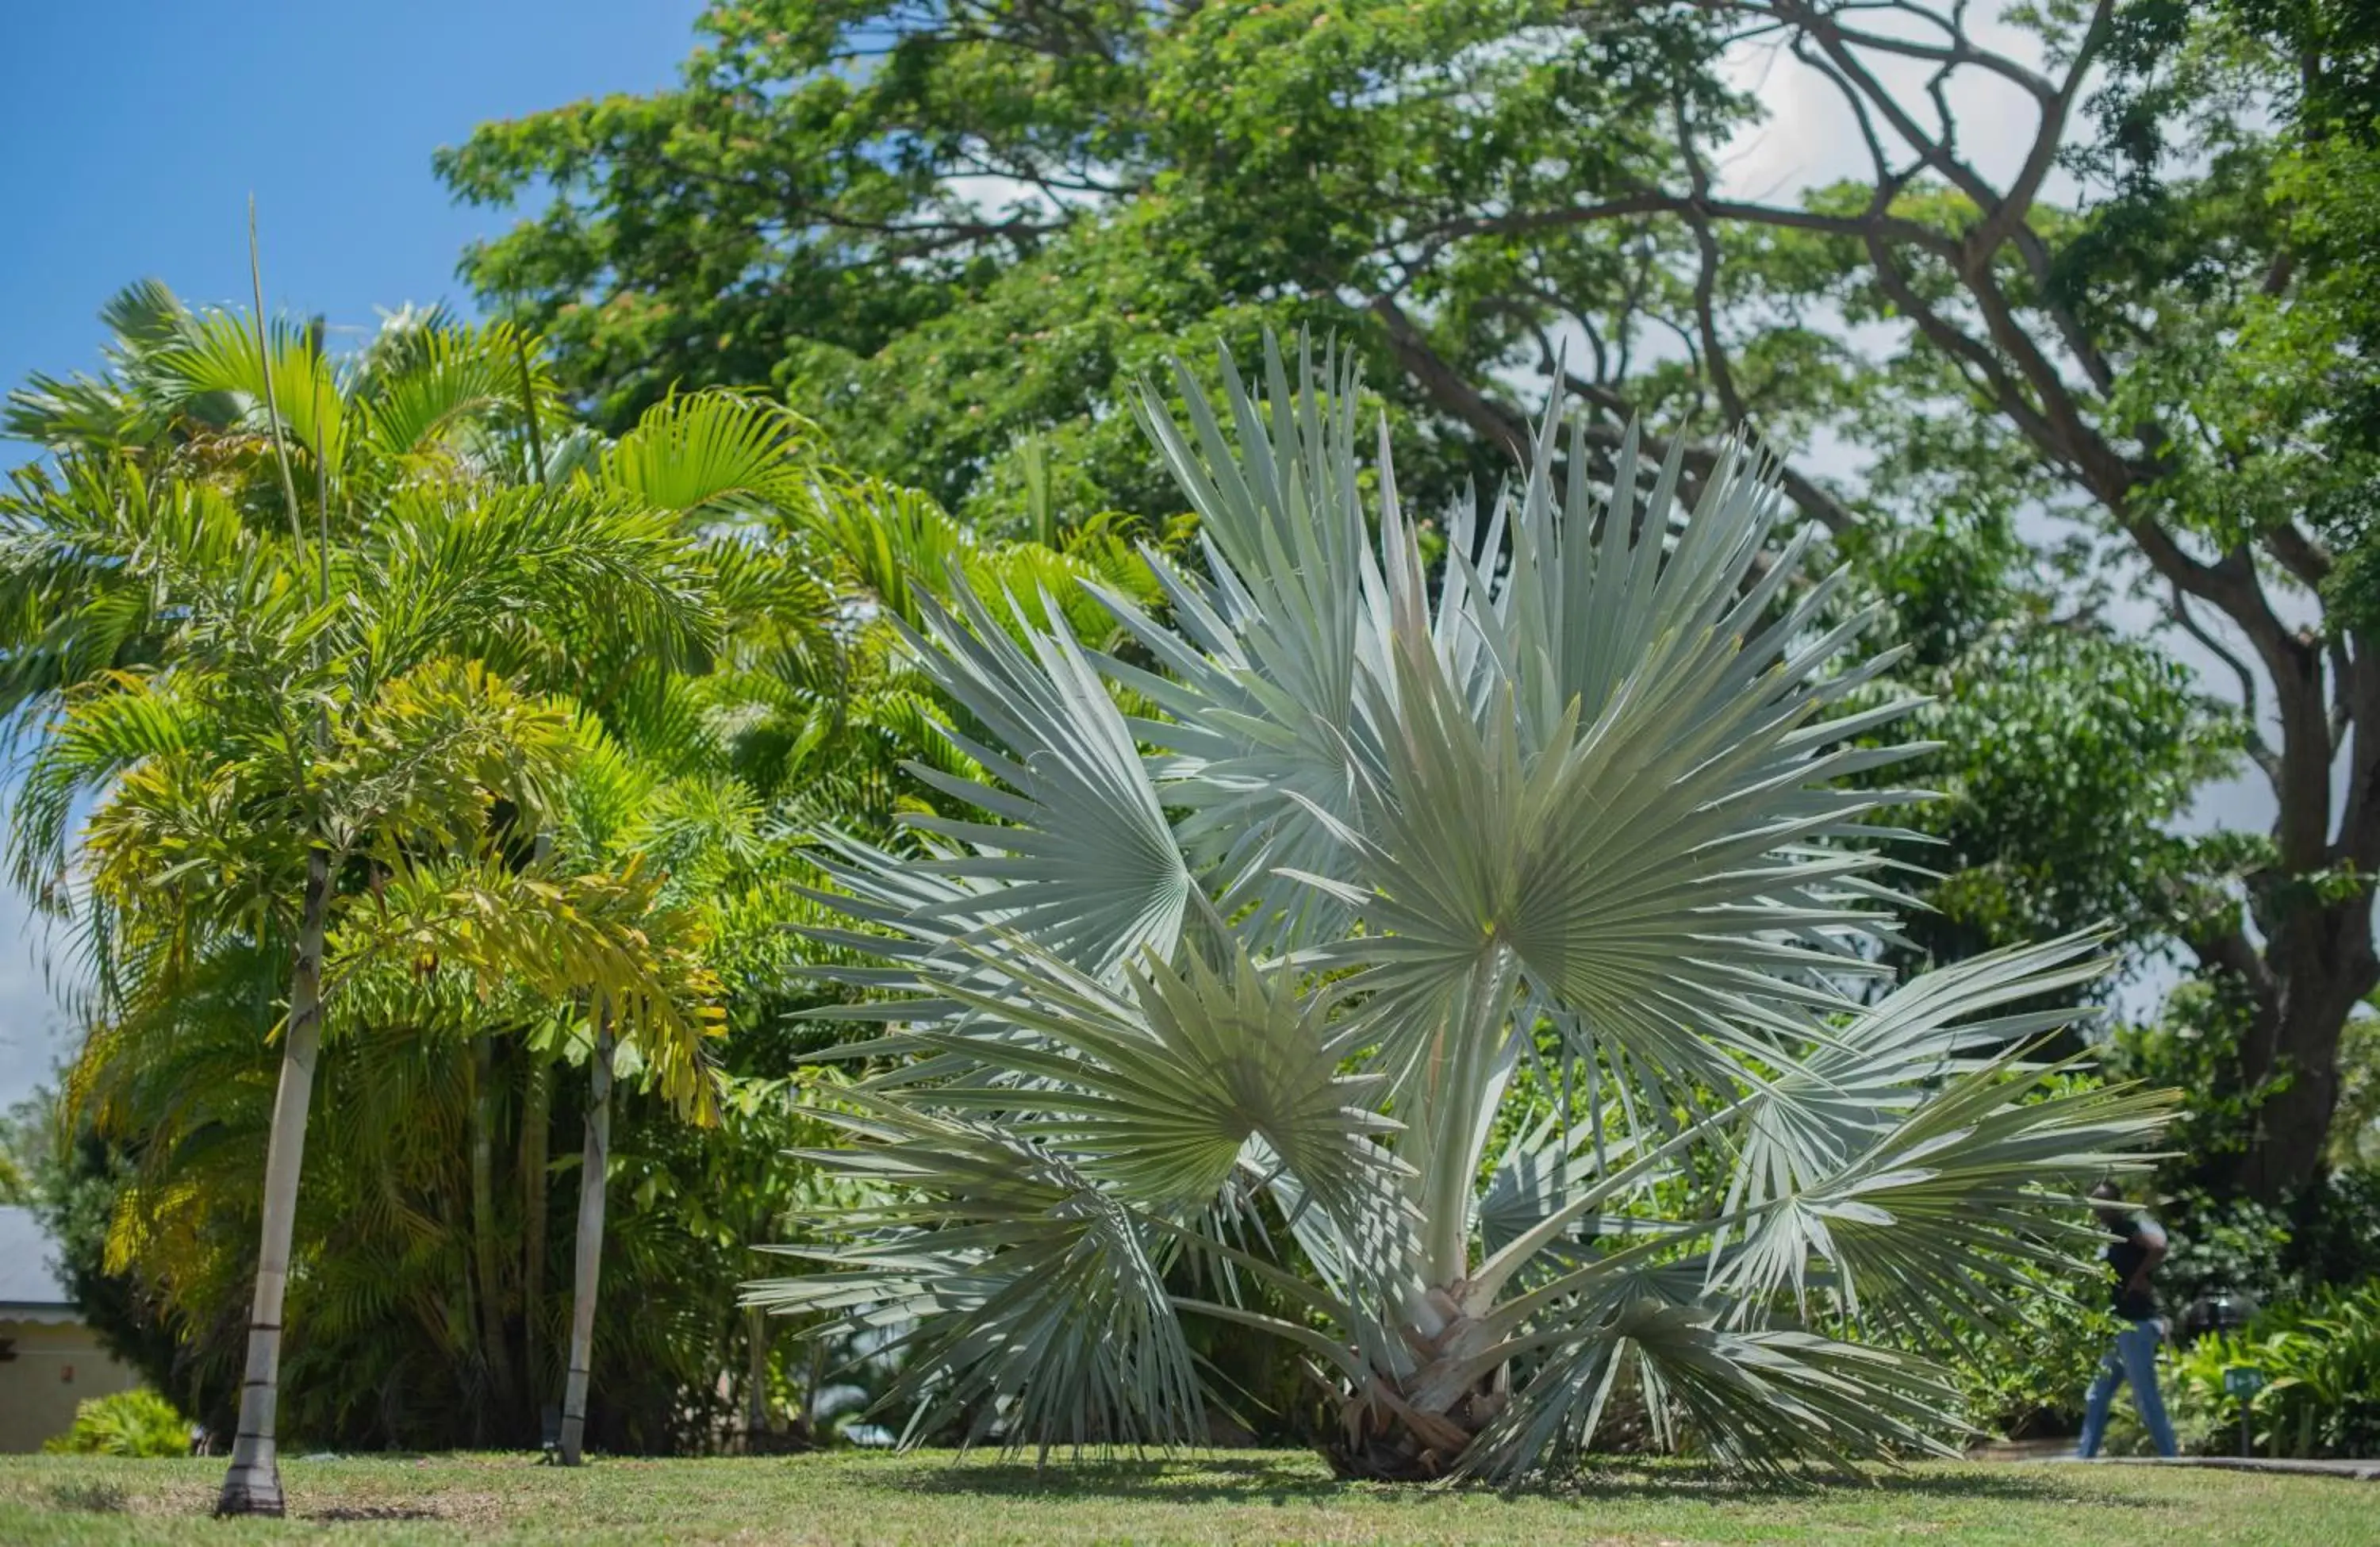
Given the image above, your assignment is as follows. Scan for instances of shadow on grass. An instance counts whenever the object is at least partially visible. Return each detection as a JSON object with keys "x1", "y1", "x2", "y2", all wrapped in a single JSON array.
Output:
[
  {"x1": 44, "y1": 1481, "x2": 129, "y2": 1514},
  {"x1": 866, "y1": 1454, "x2": 2152, "y2": 1511}
]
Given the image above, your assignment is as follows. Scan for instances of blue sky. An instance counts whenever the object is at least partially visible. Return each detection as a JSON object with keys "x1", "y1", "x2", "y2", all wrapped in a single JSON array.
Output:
[{"x1": 0, "y1": 1, "x2": 706, "y2": 1106}]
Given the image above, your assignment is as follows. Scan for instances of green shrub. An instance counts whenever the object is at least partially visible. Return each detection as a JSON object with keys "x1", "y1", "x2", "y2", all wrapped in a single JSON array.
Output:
[
  {"x1": 1939, "y1": 1265, "x2": 2125, "y2": 1440},
  {"x1": 2159, "y1": 1280, "x2": 2380, "y2": 1457},
  {"x1": 42, "y1": 1388, "x2": 190, "y2": 1458}
]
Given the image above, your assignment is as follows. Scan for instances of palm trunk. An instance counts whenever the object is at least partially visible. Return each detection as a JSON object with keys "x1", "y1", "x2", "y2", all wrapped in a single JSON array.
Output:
[
  {"x1": 1326, "y1": 1304, "x2": 1507, "y2": 1480},
  {"x1": 469, "y1": 1035, "x2": 517, "y2": 1434},
  {"x1": 558, "y1": 1005, "x2": 616, "y2": 1466},
  {"x1": 520, "y1": 1050, "x2": 551, "y2": 1417},
  {"x1": 521, "y1": 830, "x2": 554, "y2": 1418},
  {"x1": 216, "y1": 848, "x2": 331, "y2": 1517},
  {"x1": 744, "y1": 1306, "x2": 770, "y2": 1449}
]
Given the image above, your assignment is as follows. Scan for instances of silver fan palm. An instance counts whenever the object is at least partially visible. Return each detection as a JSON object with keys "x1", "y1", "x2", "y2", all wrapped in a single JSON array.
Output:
[{"x1": 748, "y1": 338, "x2": 2170, "y2": 1480}]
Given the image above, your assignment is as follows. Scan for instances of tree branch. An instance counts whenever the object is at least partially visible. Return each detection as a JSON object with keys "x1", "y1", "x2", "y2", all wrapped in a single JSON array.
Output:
[
  {"x1": 1366, "y1": 294, "x2": 1529, "y2": 461},
  {"x1": 2168, "y1": 581, "x2": 2281, "y2": 784},
  {"x1": 1559, "y1": 371, "x2": 1856, "y2": 536}
]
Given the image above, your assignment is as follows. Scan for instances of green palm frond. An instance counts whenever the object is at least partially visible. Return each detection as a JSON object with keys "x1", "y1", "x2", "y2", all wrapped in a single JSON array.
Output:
[
  {"x1": 11, "y1": 669, "x2": 210, "y2": 892},
  {"x1": 152, "y1": 309, "x2": 346, "y2": 470},
  {"x1": 5, "y1": 280, "x2": 215, "y2": 451},
  {"x1": 354, "y1": 317, "x2": 548, "y2": 465},
  {"x1": 351, "y1": 482, "x2": 715, "y2": 685},
  {"x1": 595, "y1": 390, "x2": 817, "y2": 518}
]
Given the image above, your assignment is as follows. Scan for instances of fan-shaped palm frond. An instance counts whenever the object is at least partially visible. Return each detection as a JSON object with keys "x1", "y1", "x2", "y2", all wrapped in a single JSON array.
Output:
[{"x1": 353, "y1": 317, "x2": 550, "y2": 466}]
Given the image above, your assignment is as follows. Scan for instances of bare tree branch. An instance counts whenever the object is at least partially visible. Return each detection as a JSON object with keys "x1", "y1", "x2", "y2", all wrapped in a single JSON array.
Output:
[
  {"x1": 2266, "y1": 523, "x2": 2334, "y2": 589},
  {"x1": 2169, "y1": 581, "x2": 2282, "y2": 783},
  {"x1": 1367, "y1": 294, "x2": 1529, "y2": 461},
  {"x1": 1558, "y1": 371, "x2": 1856, "y2": 535}
]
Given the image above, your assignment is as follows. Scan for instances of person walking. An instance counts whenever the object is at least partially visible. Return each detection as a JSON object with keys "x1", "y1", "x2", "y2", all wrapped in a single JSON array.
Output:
[{"x1": 2075, "y1": 1180, "x2": 2180, "y2": 1458}]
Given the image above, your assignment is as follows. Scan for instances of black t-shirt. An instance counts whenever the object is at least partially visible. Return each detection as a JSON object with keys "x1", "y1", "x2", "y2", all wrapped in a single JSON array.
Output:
[{"x1": 2104, "y1": 1213, "x2": 2162, "y2": 1321}]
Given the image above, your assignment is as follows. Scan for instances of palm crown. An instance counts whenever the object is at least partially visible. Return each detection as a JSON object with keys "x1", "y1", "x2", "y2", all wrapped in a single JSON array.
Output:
[{"x1": 752, "y1": 338, "x2": 2171, "y2": 1480}]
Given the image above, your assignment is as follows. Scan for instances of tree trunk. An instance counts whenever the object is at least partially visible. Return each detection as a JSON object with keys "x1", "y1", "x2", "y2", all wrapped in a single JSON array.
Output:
[
  {"x1": 468, "y1": 1035, "x2": 517, "y2": 1436},
  {"x1": 520, "y1": 1050, "x2": 551, "y2": 1419},
  {"x1": 558, "y1": 1006, "x2": 616, "y2": 1466},
  {"x1": 215, "y1": 848, "x2": 331, "y2": 1518},
  {"x1": 1323, "y1": 1300, "x2": 1508, "y2": 1480},
  {"x1": 2233, "y1": 900, "x2": 2379, "y2": 1201}
]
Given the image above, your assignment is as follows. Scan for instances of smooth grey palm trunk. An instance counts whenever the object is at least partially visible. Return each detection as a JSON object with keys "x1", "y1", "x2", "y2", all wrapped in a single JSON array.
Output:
[
  {"x1": 558, "y1": 1008, "x2": 616, "y2": 1466},
  {"x1": 470, "y1": 1035, "x2": 517, "y2": 1433},
  {"x1": 521, "y1": 1051, "x2": 552, "y2": 1405},
  {"x1": 215, "y1": 848, "x2": 330, "y2": 1517},
  {"x1": 744, "y1": 1306, "x2": 771, "y2": 1448}
]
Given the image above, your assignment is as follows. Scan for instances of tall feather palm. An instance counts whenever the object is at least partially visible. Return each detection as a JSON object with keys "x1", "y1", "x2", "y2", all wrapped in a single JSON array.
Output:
[
  {"x1": 748, "y1": 338, "x2": 2174, "y2": 1479},
  {"x1": 0, "y1": 295, "x2": 727, "y2": 1513},
  {"x1": 532, "y1": 386, "x2": 1165, "y2": 1457}
]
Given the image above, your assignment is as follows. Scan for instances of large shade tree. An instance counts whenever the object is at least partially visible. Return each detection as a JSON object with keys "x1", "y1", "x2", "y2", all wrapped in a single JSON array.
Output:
[
  {"x1": 750, "y1": 341, "x2": 2170, "y2": 1478},
  {"x1": 438, "y1": 1, "x2": 2325, "y2": 1192}
]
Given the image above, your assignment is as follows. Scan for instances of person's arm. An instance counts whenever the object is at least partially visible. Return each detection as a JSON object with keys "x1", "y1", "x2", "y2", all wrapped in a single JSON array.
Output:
[{"x1": 2127, "y1": 1220, "x2": 2167, "y2": 1296}]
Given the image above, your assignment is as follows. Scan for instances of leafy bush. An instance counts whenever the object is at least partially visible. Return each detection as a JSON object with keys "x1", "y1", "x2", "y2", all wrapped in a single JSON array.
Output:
[
  {"x1": 2152, "y1": 1282, "x2": 2380, "y2": 1458},
  {"x1": 43, "y1": 1388, "x2": 190, "y2": 1457},
  {"x1": 1939, "y1": 1265, "x2": 2125, "y2": 1440},
  {"x1": 2157, "y1": 1188, "x2": 2293, "y2": 1310}
]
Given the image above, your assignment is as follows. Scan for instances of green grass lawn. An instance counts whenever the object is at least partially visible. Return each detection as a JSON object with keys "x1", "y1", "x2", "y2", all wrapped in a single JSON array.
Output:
[{"x1": 1, "y1": 1450, "x2": 2370, "y2": 1545}]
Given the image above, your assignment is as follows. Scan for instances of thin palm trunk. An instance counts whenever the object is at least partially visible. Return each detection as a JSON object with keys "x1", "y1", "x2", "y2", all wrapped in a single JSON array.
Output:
[
  {"x1": 215, "y1": 848, "x2": 330, "y2": 1517},
  {"x1": 557, "y1": 1005, "x2": 616, "y2": 1465},
  {"x1": 469, "y1": 1035, "x2": 517, "y2": 1434},
  {"x1": 522, "y1": 830, "x2": 554, "y2": 1422},
  {"x1": 744, "y1": 1306, "x2": 770, "y2": 1449},
  {"x1": 520, "y1": 1050, "x2": 551, "y2": 1418}
]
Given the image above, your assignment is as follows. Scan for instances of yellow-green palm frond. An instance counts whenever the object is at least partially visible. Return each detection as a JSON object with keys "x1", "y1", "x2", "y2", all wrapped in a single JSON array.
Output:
[
  {"x1": 152, "y1": 309, "x2": 347, "y2": 473},
  {"x1": 351, "y1": 314, "x2": 554, "y2": 469},
  {"x1": 593, "y1": 390, "x2": 819, "y2": 519},
  {"x1": 347, "y1": 481, "x2": 716, "y2": 689},
  {"x1": 329, "y1": 655, "x2": 577, "y2": 851},
  {"x1": 326, "y1": 851, "x2": 726, "y2": 1122}
]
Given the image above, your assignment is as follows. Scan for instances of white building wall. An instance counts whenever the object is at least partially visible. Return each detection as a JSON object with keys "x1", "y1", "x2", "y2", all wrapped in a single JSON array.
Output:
[{"x1": 0, "y1": 1317, "x2": 143, "y2": 1453}]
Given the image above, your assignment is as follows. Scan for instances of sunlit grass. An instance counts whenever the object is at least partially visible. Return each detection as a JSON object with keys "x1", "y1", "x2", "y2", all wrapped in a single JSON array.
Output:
[{"x1": 2, "y1": 1449, "x2": 2370, "y2": 1545}]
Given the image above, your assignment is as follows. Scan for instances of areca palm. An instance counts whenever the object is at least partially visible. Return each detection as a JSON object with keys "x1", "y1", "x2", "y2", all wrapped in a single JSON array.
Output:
[
  {"x1": 537, "y1": 733, "x2": 791, "y2": 1463},
  {"x1": 2, "y1": 294, "x2": 727, "y2": 1513},
  {"x1": 750, "y1": 339, "x2": 2174, "y2": 1479}
]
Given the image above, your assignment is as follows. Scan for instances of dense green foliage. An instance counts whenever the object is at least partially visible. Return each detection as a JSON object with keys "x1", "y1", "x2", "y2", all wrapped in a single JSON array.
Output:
[
  {"x1": 40, "y1": 1391, "x2": 190, "y2": 1460},
  {"x1": 0, "y1": 286, "x2": 1165, "y2": 1458},
  {"x1": 2, "y1": 0, "x2": 2374, "y2": 1477},
  {"x1": 438, "y1": 0, "x2": 2380, "y2": 1211},
  {"x1": 2158, "y1": 1279, "x2": 2380, "y2": 1459}
]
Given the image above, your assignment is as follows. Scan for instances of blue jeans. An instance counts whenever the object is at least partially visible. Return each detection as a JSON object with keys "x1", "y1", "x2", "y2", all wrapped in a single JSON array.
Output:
[{"x1": 2077, "y1": 1318, "x2": 2178, "y2": 1457}]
